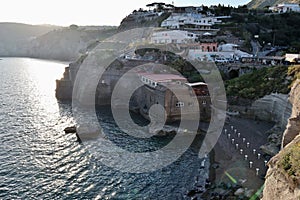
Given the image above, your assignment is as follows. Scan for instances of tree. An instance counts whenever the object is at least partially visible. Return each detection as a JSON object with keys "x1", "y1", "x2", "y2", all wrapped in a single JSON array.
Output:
[{"x1": 69, "y1": 24, "x2": 79, "y2": 30}]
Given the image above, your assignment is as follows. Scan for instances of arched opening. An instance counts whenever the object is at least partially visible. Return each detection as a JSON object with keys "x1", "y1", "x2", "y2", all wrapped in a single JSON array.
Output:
[{"x1": 228, "y1": 70, "x2": 239, "y2": 79}]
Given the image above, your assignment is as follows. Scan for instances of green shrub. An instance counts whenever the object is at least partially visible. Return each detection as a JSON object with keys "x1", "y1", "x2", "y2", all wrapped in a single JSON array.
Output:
[
  {"x1": 279, "y1": 141, "x2": 300, "y2": 185},
  {"x1": 225, "y1": 66, "x2": 291, "y2": 100}
]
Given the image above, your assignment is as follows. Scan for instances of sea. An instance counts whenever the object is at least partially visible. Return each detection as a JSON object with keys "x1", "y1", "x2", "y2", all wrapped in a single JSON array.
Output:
[{"x1": 0, "y1": 58, "x2": 209, "y2": 199}]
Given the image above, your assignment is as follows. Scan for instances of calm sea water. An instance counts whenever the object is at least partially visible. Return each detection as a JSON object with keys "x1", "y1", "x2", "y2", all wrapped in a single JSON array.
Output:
[{"x1": 0, "y1": 58, "x2": 209, "y2": 199}]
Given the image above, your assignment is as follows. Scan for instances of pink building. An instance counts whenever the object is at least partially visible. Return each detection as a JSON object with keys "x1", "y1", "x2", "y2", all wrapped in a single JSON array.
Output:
[{"x1": 199, "y1": 42, "x2": 218, "y2": 52}]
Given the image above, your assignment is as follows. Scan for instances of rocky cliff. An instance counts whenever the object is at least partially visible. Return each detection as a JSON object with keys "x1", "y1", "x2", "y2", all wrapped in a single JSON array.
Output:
[
  {"x1": 262, "y1": 79, "x2": 300, "y2": 200},
  {"x1": 118, "y1": 11, "x2": 170, "y2": 31},
  {"x1": 28, "y1": 26, "x2": 117, "y2": 61},
  {"x1": 282, "y1": 80, "x2": 300, "y2": 147},
  {"x1": 0, "y1": 23, "x2": 117, "y2": 61},
  {"x1": 0, "y1": 23, "x2": 59, "y2": 57}
]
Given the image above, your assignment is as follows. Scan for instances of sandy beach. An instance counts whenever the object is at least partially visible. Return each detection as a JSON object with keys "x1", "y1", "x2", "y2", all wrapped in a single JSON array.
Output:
[{"x1": 208, "y1": 116, "x2": 275, "y2": 197}]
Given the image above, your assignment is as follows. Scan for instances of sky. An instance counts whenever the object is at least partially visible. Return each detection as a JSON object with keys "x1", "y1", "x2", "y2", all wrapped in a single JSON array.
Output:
[{"x1": 1, "y1": 0, "x2": 250, "y2": 26}]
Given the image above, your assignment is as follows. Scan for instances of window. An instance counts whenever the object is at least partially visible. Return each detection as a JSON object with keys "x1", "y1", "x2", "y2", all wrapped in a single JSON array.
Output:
[
  {"x1": 176, "y1": 102, "x2": 184, "y2": 108},
  {"x1": 202, "y1": 100, "x2": 207, "y2": 105}
]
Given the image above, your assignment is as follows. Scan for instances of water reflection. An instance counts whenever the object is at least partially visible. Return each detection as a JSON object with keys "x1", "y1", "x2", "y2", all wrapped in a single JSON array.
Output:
[{"x1": 0, "y1": 58, "x2": 209, "y2": 199}]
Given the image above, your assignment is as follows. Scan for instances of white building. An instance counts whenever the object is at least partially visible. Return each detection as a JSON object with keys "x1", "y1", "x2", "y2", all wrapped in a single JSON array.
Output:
[
  {"x1": 218, "y1": 44, "x2": 239, "y2": 52},
  {"x1": 161, "y1": 13, "x2": 221, "y2": 30},
  {"x1": 269, "y1": 3, "x2": 300, "y2": 13},
  {"x1": 188, "y1": 43, "x2": 252, "y2": 61},
  {"x1": 151, "y1": 30, "x2": 200, "y2": 44},
  {"x1": 285, "y1": 53, "x2": 300, "y2": 63}
]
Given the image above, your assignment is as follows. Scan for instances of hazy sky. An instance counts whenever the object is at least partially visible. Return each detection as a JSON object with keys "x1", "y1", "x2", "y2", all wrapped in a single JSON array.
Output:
[{"x1": 1, "y1": 0, "x2": 250, "y2": 26}]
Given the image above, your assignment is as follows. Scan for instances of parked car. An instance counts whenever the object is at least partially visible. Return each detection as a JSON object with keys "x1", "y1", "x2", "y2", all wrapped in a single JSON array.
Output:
[{"x1": 214, "y1": 57, "x2": 229, "y2": 63}]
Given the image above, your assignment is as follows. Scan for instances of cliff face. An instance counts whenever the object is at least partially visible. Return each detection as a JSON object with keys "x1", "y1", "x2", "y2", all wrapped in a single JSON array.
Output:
[
  {"x1": 282, "y1": 80, "x2": 300, "y2": 147},
  {"x1": 0, "y1": 24, "x2": 117, "y2": 61},
  {"x1": 252, "y1": 93, "x2": 292, "y2": 128},
  {"x1": 28, "y1": 26, "x2": 117, "y2": 61},
  {"x1": 262, "y1": 80, "x2": 300, "y2": 200},
  {"x1": 118, "y1": 11, "x2": 170, "y2": 31},
  {"x1": 0, "y1": 23, "x2": 59, "y2": 57}
]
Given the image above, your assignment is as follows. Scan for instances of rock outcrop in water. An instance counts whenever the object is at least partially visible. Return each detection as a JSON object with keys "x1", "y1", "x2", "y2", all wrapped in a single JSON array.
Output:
[{"x1": 262, "y1": 79, "x2": 300, "y2": 200}]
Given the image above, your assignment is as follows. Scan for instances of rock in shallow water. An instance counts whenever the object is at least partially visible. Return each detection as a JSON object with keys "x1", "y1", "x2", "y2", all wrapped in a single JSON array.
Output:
[{"x1": 64, "y1": 126, "x2": 77, "y2": 134}]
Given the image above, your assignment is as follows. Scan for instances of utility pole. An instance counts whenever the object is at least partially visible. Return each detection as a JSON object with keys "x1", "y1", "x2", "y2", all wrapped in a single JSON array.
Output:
[{"x1": 272, "y1": 31, "x2": 276, "y2": 47}]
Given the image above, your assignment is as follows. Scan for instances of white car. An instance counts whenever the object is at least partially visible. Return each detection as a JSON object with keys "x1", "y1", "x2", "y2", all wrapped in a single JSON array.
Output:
[{"x1": 215, "y1": 57, "x2": 229, "y2": 63}]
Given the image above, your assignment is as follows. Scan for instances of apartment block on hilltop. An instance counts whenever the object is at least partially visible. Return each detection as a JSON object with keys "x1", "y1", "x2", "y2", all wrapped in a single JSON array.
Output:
[
  {"x1": 151, "y1": 30, "x2": 200, "y2": 44},
  {"x1": 161, "y1": 13, "x2": 221, "y2": 31}
]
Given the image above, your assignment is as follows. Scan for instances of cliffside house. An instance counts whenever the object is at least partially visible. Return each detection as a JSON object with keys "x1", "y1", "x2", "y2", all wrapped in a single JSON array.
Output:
[
  {"x1": 137, "y1": 73, "x2": 211, "y2": 122},
  {"x1": 161, "y1": 13, "x2": 221, "y2": 31},
  {"x1": 269, "y1": 3, "x2": 300, "y2": 13},
  {"x1": 151, "y1": 30, "x2": 200, "y2": 44}
]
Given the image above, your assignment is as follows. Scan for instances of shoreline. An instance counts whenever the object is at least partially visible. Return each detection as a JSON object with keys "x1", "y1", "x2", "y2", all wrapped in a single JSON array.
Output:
[{"x1": 0, "y1": 56, "x2": 72, "y2": 64}]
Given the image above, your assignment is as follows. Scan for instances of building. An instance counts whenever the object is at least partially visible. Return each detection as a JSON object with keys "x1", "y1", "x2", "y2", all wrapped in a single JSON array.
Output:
[
  {"x1": 136, "y1": 73, "x2": 211, "y2": 122},
  {"x1": 173, "y1": 6, "x2": 204, "y2": 13},
  {"x1": 187, "y1": 42, "x2": 218, "y2": 61},
  {"x1": 188, "y1": 43, "x2": 252, "y2": 61},
  {"x1": 199, "y1": 42, "x2": 218, "y2": 52},
  {"x1": 218, "y1": 44, "x2": 252, "y2": 59},
  {"x1": 285, "y1": 53, "x2": 300, "y2": 63},
  {"x1": 161, "y1": 13, "x2": 221, "y2": 31},
  {"x1": 151, "y1": 30, "x2": 199, "y2": 44},
  {"x1": 258, "y1": 56, "x2": 285, "y2": 65},
  {"x1": 269, "y1": 3, "x2": 300, "y2": 13}
]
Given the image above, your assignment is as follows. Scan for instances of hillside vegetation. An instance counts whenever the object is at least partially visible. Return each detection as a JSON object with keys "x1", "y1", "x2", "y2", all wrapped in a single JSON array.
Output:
[
  {"x1": 225, "y1": 65, "x2": 300, "y2": 99},
  {"x1": 221, "y1": 12, "x2": 300, "y2": 53},
  {"x1": 278, "y1": 140, "x2": 300, "y2": 186}
]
